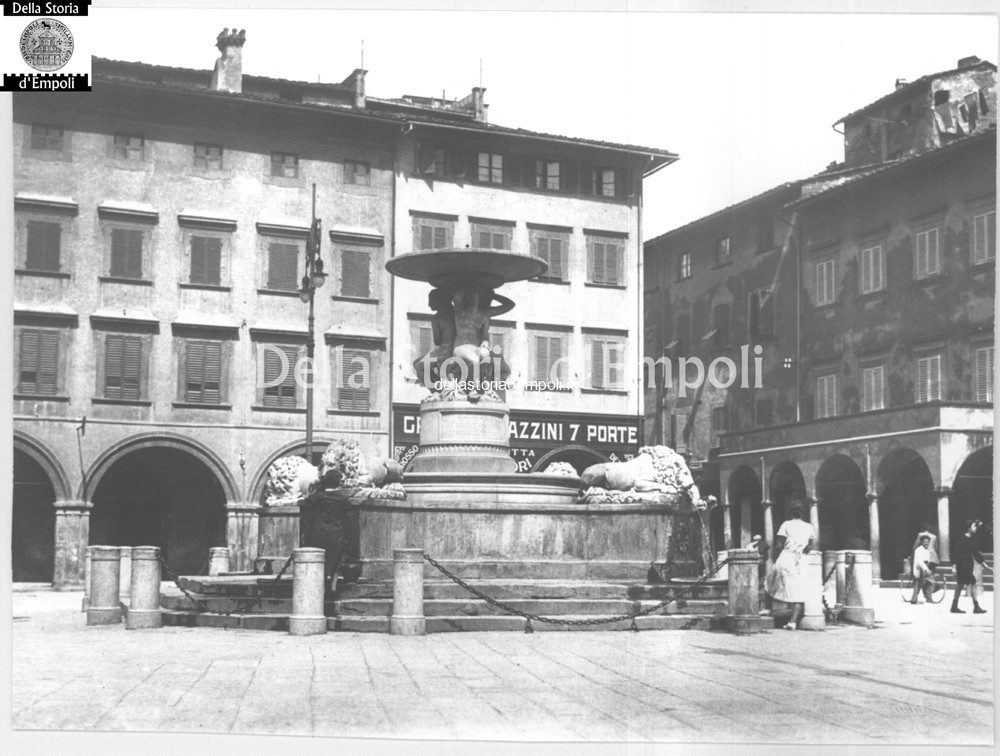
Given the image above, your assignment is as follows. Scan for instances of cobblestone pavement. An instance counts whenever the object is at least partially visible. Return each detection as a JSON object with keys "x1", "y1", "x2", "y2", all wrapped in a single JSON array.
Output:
[{"x1": 7, "y1": 586, "x2": 994, "y2": 746}]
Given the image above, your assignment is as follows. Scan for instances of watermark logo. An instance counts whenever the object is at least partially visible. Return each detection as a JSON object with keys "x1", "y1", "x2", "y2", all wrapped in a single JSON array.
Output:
[{"x1": 20, "y1": 18, "x2": 72, "y2": 72}]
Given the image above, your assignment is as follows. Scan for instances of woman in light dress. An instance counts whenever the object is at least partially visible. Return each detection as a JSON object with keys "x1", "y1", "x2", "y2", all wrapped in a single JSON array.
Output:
[{"x1": 765, "y1": 500, "x2": 816, "y2": 631}]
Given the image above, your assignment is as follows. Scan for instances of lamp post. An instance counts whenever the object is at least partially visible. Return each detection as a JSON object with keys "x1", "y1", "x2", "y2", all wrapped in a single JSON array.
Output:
[{"x1": 299, "y1": 184, "x2": 325, "y2": 462}]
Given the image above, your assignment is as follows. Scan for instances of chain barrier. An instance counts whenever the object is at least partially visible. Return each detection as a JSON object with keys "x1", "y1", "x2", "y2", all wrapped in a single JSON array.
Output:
[
  {"x1": 157, "y1": 553, "x2": 295, "y2": 629},
  {"x1": 422, "y1": 552, "x2": 732, "y2": 631},
  {"x1": 821, "y1": 552, "x2": 856, "y2": 624}
]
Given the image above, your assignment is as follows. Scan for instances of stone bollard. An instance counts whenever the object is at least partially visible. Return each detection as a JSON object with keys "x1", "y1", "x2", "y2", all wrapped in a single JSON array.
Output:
[
  {"x1": 126, "y1": 546, "x2": 162, "y2": 629},
  {"x1": 289, "y1": 547, "x2": 327, "y2": 636},
  {"x1": 839, "y1": 551, "x2": 875, "y2": 627},
  {"x1": 86, "y1": 546, "x2": 122, "y2": 625},
  {"x1": 725, "y1": 548, "x2": 762, "y2": 634},
  {"x1": 715, "y1": 550, "x2": 729, "y2": 580},
  {"x1": 118, "y1": 546, "x2": 133, "y2": 600},
  {"x1": 82, "y1": 549, "x2": 92, "y2": 611},
  {"x1": 390, "y1": 548, "x2": 426, "y2": 636},
  {"x1": 208, "y1": 547, "x2": 231, "y2": 576},
  {"x1": 798, "y1": 551, "x2": 826, "y2": 631}
]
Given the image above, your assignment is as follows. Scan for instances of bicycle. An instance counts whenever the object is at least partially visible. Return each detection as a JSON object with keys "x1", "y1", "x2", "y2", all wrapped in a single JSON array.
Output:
[{"x1": 899, "y1": 568, "x2": 947, "y2": 604}]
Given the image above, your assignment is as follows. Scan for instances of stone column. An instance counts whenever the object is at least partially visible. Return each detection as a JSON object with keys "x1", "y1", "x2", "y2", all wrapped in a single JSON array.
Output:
[
  {"x1": 808, "y1": 496, "x2": 821, "y2": 549},
  {"x1": 53, "y1": 499, "x2": 92, "y2": 590},
  {"x1": 840, "y1": 551, "x2": 875, "y2": 627},
  {"x1": 740, "y1": 497, "x2": 752, "y2": 547},
  {"x1": 289, "y1": 547, "x2": 326, "y2": 636},
  {"x1": 935, "y1": 487, "x2": 951, "y2": 563},
  {"x1": 226, "y1": 502, "x2": 260, "y2": 572},
  {"x1": 725, "y1": 548, "x2": 762, "y2": 634},
  {"x1": 390, "y1": 548, "x2": 426, "y2": 636},
  {"x1": 119, "y1": 546, "x2": 133, "y2": 599},
  {"x1": 866, "y1": 493, "x2": 881, "y2": 581},
  {"x1": 721, "y1": 493, "x2": 733, "y2": 550},
  {"x1": 208, "y1": 547, "x2": 231, "y2": 576},
  {"x1": 126, "y1": 546, "x2": 162, "y2": 629},
  {"x1": 761, "y1": 500, "x2": 774, "y2": 564},
  {"x1": 798, "y1": 551, "x2": 825, "y2": 631},
  {"x1": 715, "y1": 551, "x2": 730, "y2": 580},
  {"x1": 86, "y1": 546, "x2": 121, "y2": 625}
]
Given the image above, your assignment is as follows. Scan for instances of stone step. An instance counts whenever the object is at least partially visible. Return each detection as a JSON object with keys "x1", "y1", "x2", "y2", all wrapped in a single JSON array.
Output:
[
  {"x1": 627, "y1": 581, "x2": 731, "y2": 601},
  {"x1": 161, "y1": 609, "x2": 289, "y2": 631},
  {"x1": 329, "y1": 613, "x2": 765, "y2": 633}
]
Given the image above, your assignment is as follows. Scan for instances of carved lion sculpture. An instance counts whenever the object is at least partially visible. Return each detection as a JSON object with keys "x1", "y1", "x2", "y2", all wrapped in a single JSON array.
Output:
[
  {"x1": 543, "y1": 461, "x2": 578, "y2": 477},
  {"x1": 580, "y1": 445, "x2": 702, "y2": 503},
  {"x1": 319, "y1": 439, "x2": 404, "y2": 490},
  {"x1": 264, "y1": 455, "x2": 319, "y2": 507}
]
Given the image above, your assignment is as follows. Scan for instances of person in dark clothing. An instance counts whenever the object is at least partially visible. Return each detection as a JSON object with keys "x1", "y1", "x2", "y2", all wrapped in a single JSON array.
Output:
[{"x1": 951, "y1": 519, "x2": 987, "y2": 614}]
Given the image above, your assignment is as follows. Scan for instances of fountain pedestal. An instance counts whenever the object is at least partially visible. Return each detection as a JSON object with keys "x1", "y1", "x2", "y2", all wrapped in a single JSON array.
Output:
[{"x1": 408, "y1": 399, "x2": 515, "y2": 474}]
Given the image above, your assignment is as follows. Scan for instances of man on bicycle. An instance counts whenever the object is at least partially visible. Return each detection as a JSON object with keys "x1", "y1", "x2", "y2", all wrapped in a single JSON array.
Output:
[{"x1": 910, "y1": 535, "x2": 934, "y2": 604}]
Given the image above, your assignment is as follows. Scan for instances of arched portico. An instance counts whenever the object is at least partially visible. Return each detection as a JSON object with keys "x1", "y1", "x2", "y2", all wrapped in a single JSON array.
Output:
[
  {"x1": 727, "y1": 464, "x2": 761, "y2": 548},
  {"x1": 815, "y1": 454, "x2": 868, "y2": 552}
]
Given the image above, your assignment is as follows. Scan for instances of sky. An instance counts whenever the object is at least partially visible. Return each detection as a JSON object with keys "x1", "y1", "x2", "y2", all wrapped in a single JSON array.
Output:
[{"x1": 87, "y1": 7, "x2": 998, "y2": 239}]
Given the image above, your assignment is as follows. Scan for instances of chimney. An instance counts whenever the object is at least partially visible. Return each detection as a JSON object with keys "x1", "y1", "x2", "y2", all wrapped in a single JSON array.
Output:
[
  {"x1": 958, "y1": 55, "x2": 982, "y2": 69},
  {"x1": 341, "y1": 68, "x2": 367, "y2": 108},
  {"x1": 895, "y1": 78, "x2": 909, "y2": 90},
  {"x1": 211, "y1": 28, "x2": 246, "y2": 94},
  {"x1": 471, "y1": 86, "x2": 487, "y2": 122}
]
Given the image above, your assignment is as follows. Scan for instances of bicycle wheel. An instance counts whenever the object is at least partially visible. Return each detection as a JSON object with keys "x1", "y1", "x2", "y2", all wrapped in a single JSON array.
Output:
[
  {"x1": 899, "y1": 572, "x2": 915, "y2": 602},
  {"x1": 929, "y1": 572, "x2": 947, "y2": 603}
]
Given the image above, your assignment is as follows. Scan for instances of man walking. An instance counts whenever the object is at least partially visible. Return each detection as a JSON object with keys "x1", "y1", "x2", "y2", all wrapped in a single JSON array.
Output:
[
  {"x1": 910, "y1": 535, "x2": 934, "y2": 604},
  {"x1": 951, "y1": 520, "x2": 987, "y2": 614}
]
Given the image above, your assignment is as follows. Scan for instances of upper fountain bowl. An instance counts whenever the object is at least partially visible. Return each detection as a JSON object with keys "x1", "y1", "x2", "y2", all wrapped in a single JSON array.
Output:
[{"x1": 386, "y1": 248, "x2": 547, "y2": 289}]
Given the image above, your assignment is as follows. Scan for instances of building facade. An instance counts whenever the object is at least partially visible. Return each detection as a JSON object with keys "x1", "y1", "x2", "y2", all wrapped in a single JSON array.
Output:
[
  {"x1": 12, "y1": 30, "x2": 676, "y2": 586},
  {"x1": 644, "y1": 57, "x2": 996, "y2": 579}
]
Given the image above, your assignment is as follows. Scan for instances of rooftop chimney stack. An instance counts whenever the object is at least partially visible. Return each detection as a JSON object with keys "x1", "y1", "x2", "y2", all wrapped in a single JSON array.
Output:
[
  {"x1": 957, "y1": 55, "x2": 982, "y2": 69},
  {"x1": 472, "y1": 86, "x2": 487, "y2": 122},
  {"x1": 894, "y1": 78, "x2": 908, "y2": 90},
  {"x1": 341, "y1": 68, "x2": 367, "y2": 108},
  {"x1": 211, "y1": 28, "x2": 246, "y2": 94}
]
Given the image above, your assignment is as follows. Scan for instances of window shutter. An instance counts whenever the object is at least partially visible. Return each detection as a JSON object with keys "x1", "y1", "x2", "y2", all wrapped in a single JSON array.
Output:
[
  {"x1": 591, "y1": 340, "x2": 605, "y2": 388},
  {"x1": 341, "y1": 249, "x2": 371, "y2": 298},
  {"x1": 105, "y1": 335, "x2": 123, "y2": 399},
  {"x1": 185, "y1": 341, "x2": 204, "y2": 401},
  {"x1": 871, "y1": 246, "x2": 883, "y2": 291},
  {"x1": 263, "y1": 344, "x2": 297, "y2": 408},
  {"x1": 338, "y1": 348, "x2": 371, "y2": 411},
  {"x1": 110, "y1": 229, "x2": 143, "y2": 278},
  {"x1": 927, "y1": 229, "x2": 939, "y2": 274},
  {"x1": 191, "y1": 237, "x2": 222, "y2": 285},
  {"x1": 534, "y1": 335, "x2": 549, "y2": 382},
  {"x1": 418, "y1": 325, "x2": 433, "y2": 360},
  {"x1": 974, "y1": 214, "x2": 988, "y2": 263},
  {"x1": 268, "y1": 243, "x2": 299, "y2": 290},
  {"x1": 534, "y1": 236, "x2": 549, "y2": 270},
  {"x1": 928, "y1": 355, "x2": 941, "y2": 400},
  {"x1": 873, "y1": 366, "x2": 884, "y2": 410},
  {"x1": 860, "y1": 248, "x2": 872, "y2": 293},
  {"x1": 19, "y1": 331, "x2": 39, "y2": 393},
  {"x1": 434, "y1": 226, "x2": 447, "y2": 249},
  {"x1": 816, "y1": 261, "x2": 826, "y2": 303},
  {"x1": 975, "y1": 346, "x2": 994, "y2": 402},
  {"x1": 26, "y1": 220, "x2": 61, "y2": 271},
  {"x1": 123, "y1": 337, "x2": 141, "y2": 400},
  {"x1": 917, "y1": 357, "x2": 929, "y2": 403}
]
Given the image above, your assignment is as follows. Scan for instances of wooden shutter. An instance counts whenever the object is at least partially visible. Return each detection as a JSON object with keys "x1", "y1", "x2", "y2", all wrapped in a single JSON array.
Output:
[
  {"x1": 973, "y1": 212, "x2": 995, "y2": 264},
  {"x1": 267, "y1": 243, "x2": 299, "y2": 290},
  {"x1": 860, "y1": 247, "x2": 872, "y2": 293},
  {"x1": 591, "y1": 340, "x2": 605, "y2": 388},
  {"x1": 123, "y1": 337, "x2": 141, "y2": 400},
  {"x1": 341, "y1": 249, "x2": 371, "y2": 298},
  {"x1": 26, "y1": 220, "x2": 61, "y2": 271},
  {"x1": 110, "y1": 229, "x2": 143, "y2": 278},
  {"x1": 589, "y1": 241, "x2": 603, "y2": 283},
  {"x1": 975, "y1": 346, "x2": 994, "y2": 402},
  {"x1": 338, "y1": 348, "x2": 371, "y2": 411},
  {"x1": 548, "y1": 238, "x2": 564, "y2": 279},
  {"x1": 185, "y1": 341, "x2": 222, "y2": 403},
  {"x1": 263, "y1": 344, "x2": 297, "y2": 408},
  {"x1": 19, "y1": 330, "x2": 39, "y2": 393},
  {"x1": 871, "y1": 366, "x2": 884, "y2": 410},
  {"x1": 105, "y1": 335, "x2": 123, "y2": 399},
  {"x1": 534, "y1": 236, "x2": 550, "y2": 270},
  {"x1": 926, "y1": 229, "x2": 939, "y2": 274},
  {"x1": 105, "y1": 335, "x2": 141, "y2": 400},
  {"x1": 606, "y1": 243, "x2": 622, "y2": 284},
  {"x1": 917, "y1": 355, "x2": 941, "y2": 402},
  {"x1": 190, "y1": 236, "x2": 222, "y2": 285},
  {"x1": 414, "y1": 324, "x2": 432, "y2": 363},
  {"x1": 533, "y1": 335, "x2": 549, "y2": 382}
]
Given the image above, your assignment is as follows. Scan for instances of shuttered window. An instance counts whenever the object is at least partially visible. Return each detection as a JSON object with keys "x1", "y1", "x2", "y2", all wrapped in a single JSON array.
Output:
[
  {"x1": 532, "y1": 234, "x2": 568, "y2": 281},
  {"x1": 678, "y1": 252, "x2": 692, "y2": 280},
  {"x1": 194, "y1": 143, "x2": 223, "y2": 170},
  {"x1": 590, "y1": 339, "x2": 625, "y2": 389},
  {"x1": 190, "y1": 236, "x2": 222, "y2": 285},
  {"x1": 915, "y1": 228, "x2": 940, "y2": 279},
  {"x1": 974, "y1": 346, "x2": 993, "y2": 403},
  {"x1": 414, "y1": 220, "x2": 453, "y2": 251},
  {"x1": 340, "y1": 249, "x2": 371, "y2": 298},
  {"x1": 861, "y1": 365, "x2": 885, "y2": 412},
  {"x1": 712, "y1": 303, "x2": 731, "y2": 349},
  {"x1": 916, "y1": 355, "x2": 942, "y2": 403},
  {"x1": 535, "y1": 160, "x2": 560, "y2": 190},
  {"x1": 859, "y1": 244, "x2": 884, "y2": 294},
  {"x1": 816, "y1": 374, "x2": 837, "y2": 418},
  {"x1": 267, "y1": 242, "x2": 300, "y2": 291},
  {"x1": 105, "y1": 335, "x2": 142, "y2": 401},
  {"x1": 344, "y1": 160, "x2": 370, "y2": 185},
  {"x1": 411, "y1": 322, "x2": 433, "y2": 365},
  {"x1": 184, "y1": 341, "x2": 223, "y2": 404},
  {"x1": 262, "y1": 344, "x2": 298, "y2": 408},
  {"x1": 973, "y1": 211, "x2": 996, "y2": 264},
  {"x1": 109, "y1": 228, "x2": 143, "y2": 279},
  {"x1": 471, "y1": 222, "x2": 511, "y2": 251},
  {"x1": 338, "y1": 348, "x2": 372, "y2": 411},
  {"x1": 587, "y1": 238, "x2": 623, "y2": 285},
  {"x1": 815, "y1": 258, "x2": 835, "y2": 306},
  {"x1": 18, "y1": 329, "x2": 58, "y2": 395},
  {"x1": 531, "y1": 333, "x2": 567, "y2": 384},
  {"x1": 270, "y1": 152, "x2": 298, "y2": 178},
  {"x1": 478, "y1": 152, "x2": 503, "y2": 183},
  {"x1": 113, "y1": 134, "x2": 144, "y2": 160},
  {"x1": 31, "y1": 124, "x2": 63, "y2": 151},
  {"x1": 25, "y1": 220, "x2": 61, "y2": 271}
]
